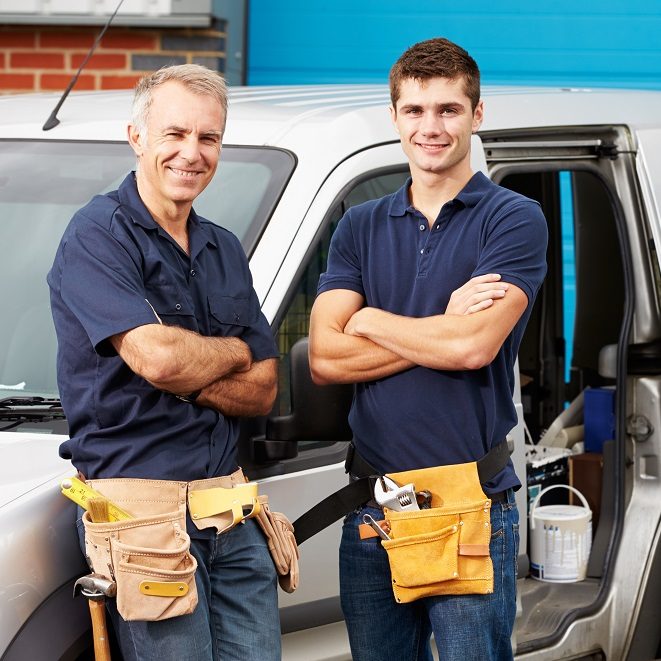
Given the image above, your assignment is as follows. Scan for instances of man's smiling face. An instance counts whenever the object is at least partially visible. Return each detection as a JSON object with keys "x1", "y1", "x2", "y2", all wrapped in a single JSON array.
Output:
[
  {"x1": 390, "y1": 76, "x2": 483, "y2": 181},
  {"x1": 129, "y1": 80, "x2": 224, "y2": 216}
]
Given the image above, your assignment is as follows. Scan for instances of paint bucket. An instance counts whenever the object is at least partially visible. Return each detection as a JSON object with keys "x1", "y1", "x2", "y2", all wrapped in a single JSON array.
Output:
[{"x1": 529, "y1": 484, "x2": 592, "y2": 582}]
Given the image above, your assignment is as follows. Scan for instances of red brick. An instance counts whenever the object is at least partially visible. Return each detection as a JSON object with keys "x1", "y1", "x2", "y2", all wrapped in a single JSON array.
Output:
[
  {"x1": 41, "y1": 73, "x2": 96, "y2": 91},
  {"x1": 40, "y1": 31, "x2": 96, "y2": 49},
  {"x1": 0, "y1": 73, "x2": 35, "y2": 90},
  {"x1": 101, "y1": 32, "x2": 158, "y2": 50},
  {"x1": 0, "y1": 53, "x2": 5, "y2": 69},
  {"x1": 0, "y1": 31, "x2": 36, "y2": 48},
  {"x1": 11, "y1": 52, "x2": 65, "y2": 69},
  {"x1": 71, "y1": 52, "x2": 126, "y2": 69},
  {"x1": 101, "y1": 74, "x2": 142, "y2": 89}
]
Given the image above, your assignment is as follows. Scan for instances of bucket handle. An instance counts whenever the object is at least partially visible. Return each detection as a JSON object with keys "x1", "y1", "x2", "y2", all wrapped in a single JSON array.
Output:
[{"x1": 529, "y1": 484, "x2": 590, "y2": 530}]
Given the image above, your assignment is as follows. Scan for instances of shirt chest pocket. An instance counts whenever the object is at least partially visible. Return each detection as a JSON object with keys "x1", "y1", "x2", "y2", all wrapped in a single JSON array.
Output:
[
  {"x1": 144, "y1": 284, "x2": 196, "y2": 329},
  {"x1": 208, "y1": 294, "x2": 258, "y2": 337}
]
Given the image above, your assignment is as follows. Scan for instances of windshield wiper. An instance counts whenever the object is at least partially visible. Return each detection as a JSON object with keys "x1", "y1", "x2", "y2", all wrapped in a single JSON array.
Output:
[
  {"x1": 0, "y1": 396, "x2": 65, "y2": 429},
  {"x1": 0, "y1": 396, "x2": 62, "y2": 409}
]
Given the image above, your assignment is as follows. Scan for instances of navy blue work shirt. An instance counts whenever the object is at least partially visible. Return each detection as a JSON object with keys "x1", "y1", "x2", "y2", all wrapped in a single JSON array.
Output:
[
  {"x1": 317, "y1": 172, "x2": 548, "y2": 494},
  {"x1": 48, "y1": 172, "x2": 277, "y2": 485}
]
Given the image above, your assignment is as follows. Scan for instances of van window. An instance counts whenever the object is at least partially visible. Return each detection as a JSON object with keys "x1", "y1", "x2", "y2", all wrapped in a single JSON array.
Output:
[
  {"x1": 0, "y1": 141, "x2": 294, "y2": 403},
  {"x1": 273, "y1": 170, "x2": 409, "y2": 428}
]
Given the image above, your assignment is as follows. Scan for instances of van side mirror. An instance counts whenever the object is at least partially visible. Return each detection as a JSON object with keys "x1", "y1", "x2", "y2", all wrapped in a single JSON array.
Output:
[{"x1": 254, "y1": 338, "x2": 353, "y2": 463}]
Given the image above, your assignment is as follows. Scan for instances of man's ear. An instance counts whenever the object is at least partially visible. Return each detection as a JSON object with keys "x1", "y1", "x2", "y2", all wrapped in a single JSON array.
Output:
[
  {"x1": 471, "y1": 100, "x2": 484, "y2": 134},
  {"x1": 389, "y1": 105, "x2": 399, "y2": 133},
  {"x1": 127, "y1": 123, "x2": 143, "y2": 157}
]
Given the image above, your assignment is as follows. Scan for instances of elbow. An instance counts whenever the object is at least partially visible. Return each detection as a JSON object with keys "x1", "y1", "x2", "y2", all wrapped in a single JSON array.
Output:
[
  {"x1": 427, "y1": 339, "x2": 496, "y2": 371},
  {"x1": 138, "y1": 348, "x2": 180, "y2": 389},
  {"x1": 461, "y1": 352, "x2": 495, "y2": 371},
  {"x1": 309, "y1": 356, "x2": 339, "y2": 386},
  {"x1": 257, "y1": 381, "x2": 278, "y2": 416}
]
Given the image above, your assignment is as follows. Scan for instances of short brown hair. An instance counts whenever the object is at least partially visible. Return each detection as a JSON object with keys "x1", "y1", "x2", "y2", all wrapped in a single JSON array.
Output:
[
  {"x1": 132, "y1": 64, "x2": 228, "y2": 138},
  {"x1": 389, "y1": 38, "x2": 480, "y2": 111}
]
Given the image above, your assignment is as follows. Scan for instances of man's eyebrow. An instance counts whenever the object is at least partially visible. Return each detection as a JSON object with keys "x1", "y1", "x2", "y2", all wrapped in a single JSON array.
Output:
[
  {"x1": 162, "y1": 124, "x2": 189, "y2": 133},
  {"x1": 160, "y1": 125, "x2": 222, "y2": 138}
]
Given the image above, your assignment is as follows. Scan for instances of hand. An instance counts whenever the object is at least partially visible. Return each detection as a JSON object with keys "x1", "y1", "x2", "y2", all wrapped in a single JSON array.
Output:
[
  {"x1": 344, "y1": 306, "x2": 376, "y2": 337},
  {"x1": 446, "y1": 273, "x2": 509, "y2": 315}
]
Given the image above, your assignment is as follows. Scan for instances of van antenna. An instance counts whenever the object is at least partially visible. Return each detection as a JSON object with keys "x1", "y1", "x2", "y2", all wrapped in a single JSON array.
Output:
[{"x1": 42, "y1": 0, "x2": 126, "y2": 131}]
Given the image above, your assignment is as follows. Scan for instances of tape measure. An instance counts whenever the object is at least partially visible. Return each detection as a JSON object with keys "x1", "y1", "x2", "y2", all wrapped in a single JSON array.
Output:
[{"x1": 60, "y1": 476, "x2": 133, "y2": 521}]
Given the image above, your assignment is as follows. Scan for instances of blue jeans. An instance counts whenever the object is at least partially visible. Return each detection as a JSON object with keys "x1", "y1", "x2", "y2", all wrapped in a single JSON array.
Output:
[
  {"x1": 77, "y1": 515, "x2": 281, "y2": 661},
  {"x1": 339, "y1": 490, "x2": 519, "y2": 661}
]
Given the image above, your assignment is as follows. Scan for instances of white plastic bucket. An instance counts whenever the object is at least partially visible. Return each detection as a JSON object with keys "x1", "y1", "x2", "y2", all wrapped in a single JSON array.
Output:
[{"x1": 529, "y1": 484, "x2": 592, "y2": 583}]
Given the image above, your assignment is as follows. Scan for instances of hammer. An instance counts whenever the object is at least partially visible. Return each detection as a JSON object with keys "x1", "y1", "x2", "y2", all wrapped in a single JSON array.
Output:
[{"x1": 74, "y1": 573, "x2": 116, "y2": 661}]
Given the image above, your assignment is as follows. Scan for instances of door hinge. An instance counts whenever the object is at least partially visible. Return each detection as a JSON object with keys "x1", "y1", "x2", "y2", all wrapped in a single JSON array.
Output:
[
  {"x1": 595, "y1": 142, "x2": 618, "y2": 160},
  {"x1": 627, "y1": 415, "x2": 653, "y2": 442}
]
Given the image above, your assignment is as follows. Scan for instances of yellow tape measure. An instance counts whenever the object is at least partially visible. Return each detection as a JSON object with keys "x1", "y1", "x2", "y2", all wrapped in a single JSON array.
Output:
[{"x1": 60, "y1": 476, "x2": 133, "y2": 521}]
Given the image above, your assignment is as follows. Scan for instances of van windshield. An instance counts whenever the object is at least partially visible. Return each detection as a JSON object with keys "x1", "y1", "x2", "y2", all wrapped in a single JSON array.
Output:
[{"x1": 0, "y1": 140, "x2": 294, "y2": 399}]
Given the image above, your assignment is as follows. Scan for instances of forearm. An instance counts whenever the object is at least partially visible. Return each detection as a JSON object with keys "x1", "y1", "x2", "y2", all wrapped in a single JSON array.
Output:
[
  {"x1": 111, "y1": 323, "x2": 252, "y2": 394},
  {"x1": 308, "y1": 289, "x2": 414, "y2": 384},
  {"x1": 348, "y1": 286, "x2": 528, "y2": 371},
  {"x1": 349, "y1": 309, "x2": 478, "y2": 370},
  {"x1": 309, "y1": 326, "x2": 414, "y2": 385},
  {"x1": 197, "y1": 358, "x2": 278, "y2": 416}
]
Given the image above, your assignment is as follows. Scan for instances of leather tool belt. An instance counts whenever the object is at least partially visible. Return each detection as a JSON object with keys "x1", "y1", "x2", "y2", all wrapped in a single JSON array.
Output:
[
  {"x1": 374, "y1": 462, "x2": 495, "y2": 603},
  {"x1": 81, "y1": 468, "x2": 298, "y2": 622},
  {"x1": 292, "y1": 439, "x2": 510, "y2": 548}
]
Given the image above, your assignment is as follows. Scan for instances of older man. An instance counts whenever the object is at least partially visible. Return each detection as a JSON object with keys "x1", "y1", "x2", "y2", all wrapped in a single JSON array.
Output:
[{"x1": 48, "y1": 64, "x2": 280, "y2": 661}]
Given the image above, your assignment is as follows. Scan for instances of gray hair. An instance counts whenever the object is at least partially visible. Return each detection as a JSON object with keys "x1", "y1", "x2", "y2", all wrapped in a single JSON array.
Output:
[{"x1": 131, "y1": 64, "x2": 228, "y2": 138}]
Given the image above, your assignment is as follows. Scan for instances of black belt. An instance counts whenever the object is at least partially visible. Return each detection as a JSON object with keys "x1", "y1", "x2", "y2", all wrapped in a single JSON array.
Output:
[{"x1": 293, "y1": 439, "x2": 511, "y2": 545}]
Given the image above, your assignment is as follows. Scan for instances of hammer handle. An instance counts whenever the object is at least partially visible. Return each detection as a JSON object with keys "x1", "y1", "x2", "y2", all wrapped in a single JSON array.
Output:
[{"x1": 88, "y1": 599, "x2": 112, "y2": 661}]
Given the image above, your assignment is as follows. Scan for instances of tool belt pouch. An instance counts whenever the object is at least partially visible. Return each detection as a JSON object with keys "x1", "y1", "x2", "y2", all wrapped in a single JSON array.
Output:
[
  {"x1": 380, "y1": 461, "x2": 493, "y2": 604},
  {"x1": 254, "y1": 494, "x2": 299, "y2": 593},
  {"x1": 82, "y1": 479, "x2": 198, "y2": 622},
  {"x1": 188, "y1": 470, "x2": 261, "y2": 535}
]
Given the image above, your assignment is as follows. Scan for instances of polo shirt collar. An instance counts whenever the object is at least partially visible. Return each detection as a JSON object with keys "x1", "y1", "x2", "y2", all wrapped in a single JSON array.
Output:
[
  {"x1": 455, "y1": 171, "x2": 491, "y2": 208},
  {"x1": 116, "y1": 172, "x2": 218, "y2": 256},
  {"x1": 388, "y1": 171, "x2": 492, "y2": 217}
]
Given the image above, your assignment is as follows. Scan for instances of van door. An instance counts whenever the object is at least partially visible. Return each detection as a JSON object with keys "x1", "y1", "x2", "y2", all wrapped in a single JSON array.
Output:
[{"x1": 484, "y1": 125, "x2": 661, "y2": 660}]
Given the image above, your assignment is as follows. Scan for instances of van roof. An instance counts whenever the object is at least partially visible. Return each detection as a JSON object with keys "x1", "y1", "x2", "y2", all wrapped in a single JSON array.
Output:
[{"x1": 2, "y1": 84, "x2": 660, "y2": 148}]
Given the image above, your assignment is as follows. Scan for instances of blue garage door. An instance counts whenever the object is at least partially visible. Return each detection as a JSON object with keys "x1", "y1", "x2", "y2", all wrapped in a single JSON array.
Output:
[{"x1": 248, "y1": 0, "x2": 661, "y2": 89}]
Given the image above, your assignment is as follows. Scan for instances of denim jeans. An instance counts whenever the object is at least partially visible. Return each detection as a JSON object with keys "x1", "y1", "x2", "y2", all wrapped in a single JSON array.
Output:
[
  {"x1": 339, "y1": 490, "x2": 519, "y2": 661},
  {"x1": 76, "y1": 514, "x2": 281, "y2": 661}
]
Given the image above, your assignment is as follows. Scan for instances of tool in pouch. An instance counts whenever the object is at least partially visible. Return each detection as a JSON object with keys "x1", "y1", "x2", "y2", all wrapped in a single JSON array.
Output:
[
  {"x1": 61, "y1": 476, "x2": 132, "y2": 521},
  {"x1": 369, "y1": 462, "x2": 495, "y2": 604}
]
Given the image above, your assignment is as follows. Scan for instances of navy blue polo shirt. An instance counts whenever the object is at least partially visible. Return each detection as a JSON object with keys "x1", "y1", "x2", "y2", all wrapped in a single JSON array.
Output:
[
  {"x1": 48, "y1": 173, "x2": 278, "y2": 486},
  {"x1": 318, "y1": 172, "x2": 548, "y2": 494}
]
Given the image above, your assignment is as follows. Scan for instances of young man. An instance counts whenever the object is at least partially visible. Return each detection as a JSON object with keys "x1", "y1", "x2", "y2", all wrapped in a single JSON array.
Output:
[
  {"x1": 309, "y1": 38, "x2": 548, "y2": 660},
  {"x1": 48, "y1": 65, "x2": 281, "y2": 660}
]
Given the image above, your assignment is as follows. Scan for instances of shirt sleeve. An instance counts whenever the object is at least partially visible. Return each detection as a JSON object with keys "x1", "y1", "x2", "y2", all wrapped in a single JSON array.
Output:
[
  {"x1": 317, "y1": 209, "x2": 365, "y2": 296},
  {"x1": 58, "y1": 210, "x2": 159, "y2": 355},
  {"x1": 474, "y1": 199, "x2": 548, "y2": 309}
]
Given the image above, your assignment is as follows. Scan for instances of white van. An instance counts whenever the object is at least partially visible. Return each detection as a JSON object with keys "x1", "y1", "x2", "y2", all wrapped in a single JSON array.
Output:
[{"x1": 1, "y1": 84, "x2": 661, "y2": 660}]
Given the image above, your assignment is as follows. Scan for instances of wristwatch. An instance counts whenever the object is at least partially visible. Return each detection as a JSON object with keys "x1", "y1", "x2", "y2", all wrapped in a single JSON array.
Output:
[{"x1": 177, "y1": 389, "x2": 201, "y2": 404}]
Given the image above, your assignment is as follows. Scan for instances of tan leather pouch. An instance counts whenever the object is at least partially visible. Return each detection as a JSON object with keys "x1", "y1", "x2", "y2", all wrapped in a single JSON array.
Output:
[
  {"x1": 187, "y1": 468, "x2": 261, "y2": 534},
  {"x1": 254, "y1": 494, "x2": 299, "y2": 593},
  {"x1": 380, "y1": 461, "x2": 493, "y2": 603},
  {"x1": 82, "y1": 478, "x2": 198, "y2": 621}
]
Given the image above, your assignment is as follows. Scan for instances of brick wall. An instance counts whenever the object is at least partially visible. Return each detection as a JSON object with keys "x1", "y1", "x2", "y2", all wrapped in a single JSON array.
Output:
[{"x1": 0, "y1": 20, "x2": 227, "y2": 95}]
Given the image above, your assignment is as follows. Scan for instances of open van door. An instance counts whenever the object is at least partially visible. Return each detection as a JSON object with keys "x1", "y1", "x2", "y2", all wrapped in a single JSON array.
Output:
[{"x1": 483, "y1": 125, "x2": 661, "y2": 660}]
